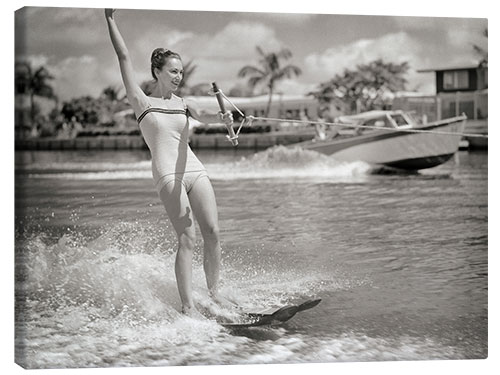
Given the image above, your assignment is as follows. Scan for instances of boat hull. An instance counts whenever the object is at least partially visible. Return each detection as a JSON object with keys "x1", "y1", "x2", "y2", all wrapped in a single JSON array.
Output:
[
  {"x1": 382, "y1": 153, "x2": 455, "y2": 170},
  {"x1": 297, "y1": 116, "x2": 466, "y2": 170}
]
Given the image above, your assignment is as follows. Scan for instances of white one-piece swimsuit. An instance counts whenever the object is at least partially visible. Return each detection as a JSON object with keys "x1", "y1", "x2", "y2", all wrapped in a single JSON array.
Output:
[{"x1": 137, "y1": 94, "x2": 207, "y2": 194}]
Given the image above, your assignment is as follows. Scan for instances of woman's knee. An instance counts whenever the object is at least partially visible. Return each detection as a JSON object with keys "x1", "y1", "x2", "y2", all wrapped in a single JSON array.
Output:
[{"x1": 201, "y1": 224, "x2": 220, "y2": 244}]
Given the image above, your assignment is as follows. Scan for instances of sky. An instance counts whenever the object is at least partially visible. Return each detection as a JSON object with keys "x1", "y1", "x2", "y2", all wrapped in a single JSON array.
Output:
[{"x1": 13, "y1": 0, "x2": 488, "y2": 102}]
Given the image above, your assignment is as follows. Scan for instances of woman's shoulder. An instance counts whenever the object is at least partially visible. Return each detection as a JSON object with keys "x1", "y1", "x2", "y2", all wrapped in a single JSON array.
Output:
[
  {"x1": 181, "y1": 95, "x2": 198, "y2": 106},
  {"x1": 172, "y1": 93, "x2": 187, "y2": 104},
  {"x1": 179, "y1": 94, "x2": 198, "y2": 108}
]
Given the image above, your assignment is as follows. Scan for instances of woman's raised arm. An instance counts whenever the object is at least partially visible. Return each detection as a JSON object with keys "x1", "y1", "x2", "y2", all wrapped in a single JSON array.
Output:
[{"x1": 105, "y1": 9, "x2": 148, "y2": 112}]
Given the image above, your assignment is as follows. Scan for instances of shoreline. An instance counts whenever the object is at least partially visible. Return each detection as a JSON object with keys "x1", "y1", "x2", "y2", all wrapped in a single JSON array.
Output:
[
  {"x1": 14, "y1": 129, "x2": 487, "y2": 151},
  {"x1": 14, "y1": 131, "x2": 318, "y2": 151}
]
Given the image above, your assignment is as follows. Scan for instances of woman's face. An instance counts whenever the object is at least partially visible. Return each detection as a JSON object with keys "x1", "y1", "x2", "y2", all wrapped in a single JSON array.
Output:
[{"x1": 156, "y1": 57, "x2": 183, "y2": 91}]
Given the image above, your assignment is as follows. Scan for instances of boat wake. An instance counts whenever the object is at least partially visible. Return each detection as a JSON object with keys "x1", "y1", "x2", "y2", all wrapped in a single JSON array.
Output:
[
  {"x1": 207, "y1": 146, "x2": 371, "y2": 181},
  {"x1": 20, "y1": 146, "x2": 371, "y2": 183}
]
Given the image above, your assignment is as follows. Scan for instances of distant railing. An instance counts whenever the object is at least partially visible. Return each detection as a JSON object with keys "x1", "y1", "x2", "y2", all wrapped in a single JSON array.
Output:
[{"x1": 393, "y1": 91, "x2": 488, "y2": 123}]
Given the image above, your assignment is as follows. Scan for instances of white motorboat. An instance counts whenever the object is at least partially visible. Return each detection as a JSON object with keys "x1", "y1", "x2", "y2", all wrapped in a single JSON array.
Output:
[{"x1": 293, "y1": 110, "x2": 467, "y2": 170}]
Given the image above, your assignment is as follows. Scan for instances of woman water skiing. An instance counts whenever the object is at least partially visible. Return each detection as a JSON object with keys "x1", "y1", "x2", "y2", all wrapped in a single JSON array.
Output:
[{"x1": 105, "y1": 8, "x2": 234, "y2": 317}]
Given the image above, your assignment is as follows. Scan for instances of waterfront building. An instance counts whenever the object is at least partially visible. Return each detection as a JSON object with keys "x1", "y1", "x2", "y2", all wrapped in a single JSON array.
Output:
[{"x1": 393, "y1": 62, "x2": 488, "y2": 148}]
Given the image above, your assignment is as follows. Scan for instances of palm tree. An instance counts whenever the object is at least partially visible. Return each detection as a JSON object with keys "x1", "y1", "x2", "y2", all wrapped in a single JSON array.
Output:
[
  {"x1": 189, "y1": 83, "x2": 213, "y2": 96},
  {"x1": 473, "y1": 28, "x2": 488, "y2": 66},
  {"x1": 15, "y1": 61, "x2": 56, "y2": 127},
  {"x1": 238, "y1": 46, "x2": 302, "y2": 117}
]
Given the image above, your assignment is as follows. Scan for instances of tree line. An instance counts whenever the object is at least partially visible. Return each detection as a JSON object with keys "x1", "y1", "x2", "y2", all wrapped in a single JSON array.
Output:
[
  {"x1": 15, "y1": 51, "x2": 408, "y2": 138},
  {"x1": 16, "y1": 30, "x2": 486, "y2": 138}
]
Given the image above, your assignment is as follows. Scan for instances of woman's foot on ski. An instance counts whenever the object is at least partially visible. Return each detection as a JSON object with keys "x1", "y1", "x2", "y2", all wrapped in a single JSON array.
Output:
[
  {"x1": 208, "y1": 290, "x2": 239, "y2": 310},
  {"x1": 181, "y1": 305, "x2": 206, "y2": 320}
]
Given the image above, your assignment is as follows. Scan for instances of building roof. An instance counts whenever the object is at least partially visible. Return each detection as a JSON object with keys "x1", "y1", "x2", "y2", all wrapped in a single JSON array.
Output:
[
  {"x1": 417, "y1": 61, "x2": 484, "y2": 73},
  {"x1": 184, "y1": 94, "x2": 316, "y2": 111}
]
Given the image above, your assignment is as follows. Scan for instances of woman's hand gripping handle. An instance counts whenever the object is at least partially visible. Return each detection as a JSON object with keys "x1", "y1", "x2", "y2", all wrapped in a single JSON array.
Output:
[{"x1": 212, "y1": 82, "x2": 238, "y2": 146}]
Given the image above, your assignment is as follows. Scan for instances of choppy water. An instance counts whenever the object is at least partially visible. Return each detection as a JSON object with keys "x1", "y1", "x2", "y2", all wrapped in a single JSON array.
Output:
[{"x1": 14, "y1": 146, "x2": 488, "y2": 369}]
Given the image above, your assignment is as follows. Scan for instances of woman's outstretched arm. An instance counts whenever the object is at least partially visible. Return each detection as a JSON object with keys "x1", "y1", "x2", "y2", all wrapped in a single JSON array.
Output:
[
  {"x1": 185, "y1": 98, "x2": 234, "y2": 125},
  {"x1": 104, "y1": 9, "x2": 148, "y2": 113}
]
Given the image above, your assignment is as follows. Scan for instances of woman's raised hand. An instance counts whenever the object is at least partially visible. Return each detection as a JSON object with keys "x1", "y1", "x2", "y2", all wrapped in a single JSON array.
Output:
[{"x1": 104, "y1": 8, "x2": 116, "y2": 18}]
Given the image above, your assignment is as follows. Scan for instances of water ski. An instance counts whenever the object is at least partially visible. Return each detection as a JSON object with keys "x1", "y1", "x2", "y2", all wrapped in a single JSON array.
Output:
[{"x1": 220, "y1": 298, "x2": 321, "y2": 328}]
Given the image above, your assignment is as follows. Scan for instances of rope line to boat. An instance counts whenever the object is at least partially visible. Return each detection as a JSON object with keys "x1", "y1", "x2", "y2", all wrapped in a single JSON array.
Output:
[
  {"x1": 250, "y1": 116, "x2": 488, "y2": 138},
  {"x1": 210, "y1": 89, "x2": 488, "y2": 139}
]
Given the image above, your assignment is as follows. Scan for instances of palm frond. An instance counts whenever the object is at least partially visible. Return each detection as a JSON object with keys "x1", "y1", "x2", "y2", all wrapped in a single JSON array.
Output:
[{"x1": 238, "y1": 65, "x2": 266, "y2": 78}]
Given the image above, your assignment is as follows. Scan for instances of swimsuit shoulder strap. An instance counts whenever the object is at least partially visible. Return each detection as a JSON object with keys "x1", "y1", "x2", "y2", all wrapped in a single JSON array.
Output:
[
  {"x1": 180, "y1": 97, "x2": 191, "y2": 118},
  {"x1": 136, "y1": 100, "x2": 152, "y2": 124},
  {"x1": 137, "y1": 107, "x2": 187, "y2": 124}
]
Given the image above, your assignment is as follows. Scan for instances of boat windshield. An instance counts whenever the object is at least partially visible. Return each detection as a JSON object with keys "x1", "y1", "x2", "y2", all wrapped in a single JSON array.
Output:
[
  {"x1": 391, "y1": 113, "x2": 410, "y2": 128},
  {"x1": 358, "y1": 118, "x2": 388, "y2": 128}
]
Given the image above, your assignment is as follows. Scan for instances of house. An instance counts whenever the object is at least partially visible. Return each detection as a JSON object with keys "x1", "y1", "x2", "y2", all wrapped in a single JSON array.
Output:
[
  {"x1": 394, "y1": 62, "x2": 487, "y2": 148},
  {"x1": 418, "y1": 62, "x2": 488, "y2": 121}
]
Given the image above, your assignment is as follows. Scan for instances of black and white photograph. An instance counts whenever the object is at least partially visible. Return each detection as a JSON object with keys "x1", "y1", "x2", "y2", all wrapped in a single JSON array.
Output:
[{"x1": 9, "y1": 0, "x2": 493, "y2": 372}]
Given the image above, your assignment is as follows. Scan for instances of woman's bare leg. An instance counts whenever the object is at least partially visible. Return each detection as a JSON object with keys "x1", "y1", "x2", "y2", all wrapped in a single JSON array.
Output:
[
  {"x1": 158, "y1": 181, "x2": 199, "y2": 315},
  {"x1": 188, "y1": 177, "x2": 220, "y2": 291},
  {"x1": 188, "y1": 176, "x2": 234, "y2": 307}
]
